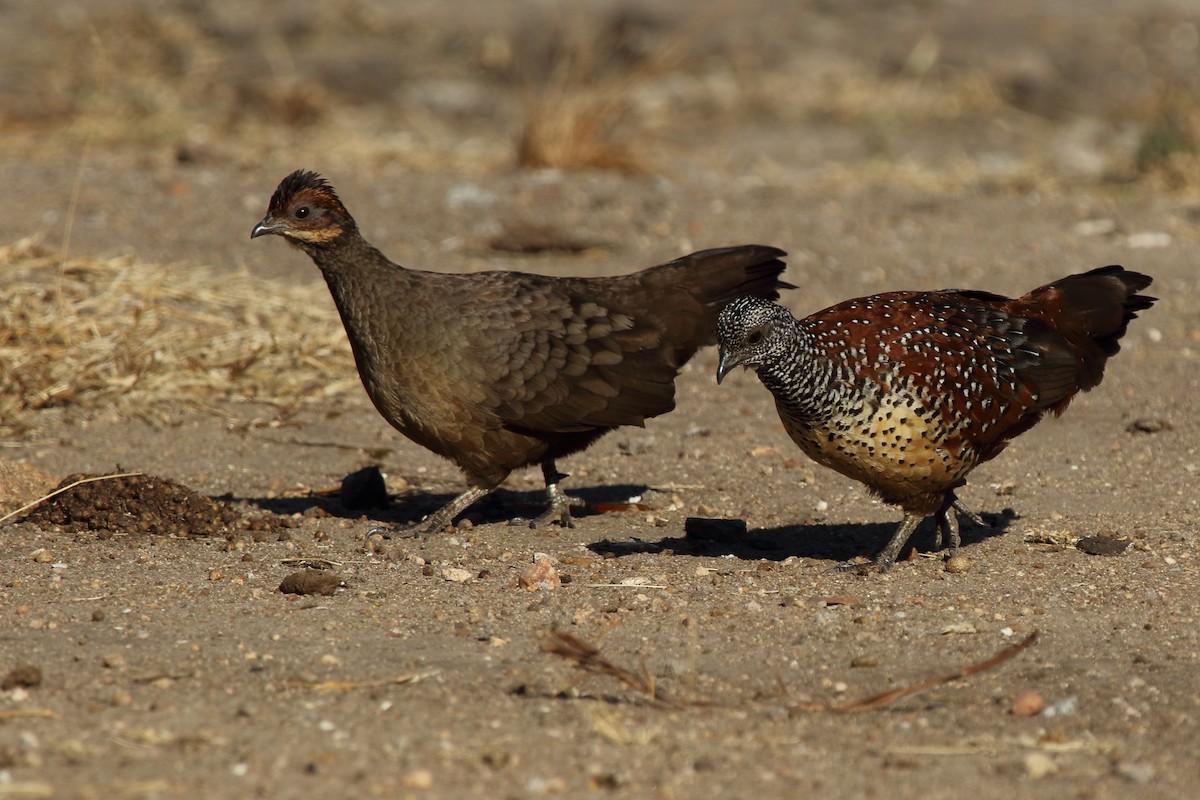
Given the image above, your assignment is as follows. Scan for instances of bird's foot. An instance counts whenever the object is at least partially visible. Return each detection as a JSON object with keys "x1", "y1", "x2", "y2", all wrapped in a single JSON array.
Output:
[
  {"x1": 371, "y1": 486, "x2": 493, "y2": 540},
  {"x1": 867, "y1": 513, "x2": 924, "y2": 573},
  {"x1": 933, "y1": 499, "x2": 987, "y2": 550},
  {"x1": 833, "y1": 558, "x2": 879, "y2": 575},
  {"x1": 529, "y1": 483, "x2": 585, "y2": 530},
  {"x1": 952, "y1": 498, "x2": 987, "y2": 528}
]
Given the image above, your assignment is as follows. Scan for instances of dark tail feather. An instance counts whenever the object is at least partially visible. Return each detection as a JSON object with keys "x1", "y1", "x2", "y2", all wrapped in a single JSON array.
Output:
[{"x1": 1023, "y1": 265, "x2": 1156, "y2": 394}]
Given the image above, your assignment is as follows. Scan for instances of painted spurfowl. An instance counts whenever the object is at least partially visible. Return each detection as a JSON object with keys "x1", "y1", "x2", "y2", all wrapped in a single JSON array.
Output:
[{"x1": 716, "y1": 266, "x2": 1154, "y2": 571}]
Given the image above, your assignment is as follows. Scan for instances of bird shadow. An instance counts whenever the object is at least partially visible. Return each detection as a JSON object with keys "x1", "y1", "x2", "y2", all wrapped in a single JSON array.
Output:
[
  {"x1": 233, "y1": 482, "x2": 651, "y2": 529},
  {"x1": 589, "y1": 508, "x2": 1018, "y2": 565}
]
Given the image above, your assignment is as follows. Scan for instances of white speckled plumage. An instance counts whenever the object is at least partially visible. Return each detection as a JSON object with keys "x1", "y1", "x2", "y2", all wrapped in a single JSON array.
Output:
[{"x1": 717, "y1": 268, "x2": 1155, "y2": 572}]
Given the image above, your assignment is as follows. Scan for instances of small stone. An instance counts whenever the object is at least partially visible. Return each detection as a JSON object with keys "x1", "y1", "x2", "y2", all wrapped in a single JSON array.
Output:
[
  {"x1": 1125, "y1": 231, "x2": 1171, "y2": 249},
  {"x1": 684, "y1": 516, "x2": 747, "y2": 542},
  {"x1": 340, "y1": 466, "x2": 390, "y2": 509},
  {"x1": 518, "y1": 554, "x2": 560, "y2": 592},
  {"x1": 102, "y1": 653, "x2": 127, "y2": 669},
  {"x1": 31, "y1": 549, "x2": 52, "y2": 563},
  {"x1": 441, "y1": 567, "x2": 474, "y2": 583},
  {"x1": 1125, "y1": 417, "x2": 1171, "y2": 434},
  {"x1": 208, "y1": 568, "x2": 225, "y2": 581},
  {"x1": 403, "y1": 769, "x2": 434, "y2": 789},
  {"x1": 1010, "y1": 688, "x2": 1046, "y2": 716},
  {"x1": 1116, "y1": 761, "x2": 1156, "y2": 784},
  {"x1": 1024, "y1": 752, "x2": 1058, "y2": 779},
  {"x1": 1042, "y1": 696, "x2": 1079, "y2": 717},
  {"x1": 110, "y1": 690, "x2": 133, "y2": 707},
  {"x1": 1073, "y1": 218, "x2": 1116, "y2": 237},
  {"x1": 91, "y1": 609, "x2": 106, "y2": 623},
  {"x1": 944, "y1": 555, "x2": 972, "y2": 573}
]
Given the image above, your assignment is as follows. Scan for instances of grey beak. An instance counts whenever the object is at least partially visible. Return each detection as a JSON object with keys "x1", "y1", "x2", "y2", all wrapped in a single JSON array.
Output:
[
  {"x1": 716, "y1": 348, "x2": 742, "y2": 384},
  {"x1": 250, "y1": 216, "x2": 280, "y2": 239}
]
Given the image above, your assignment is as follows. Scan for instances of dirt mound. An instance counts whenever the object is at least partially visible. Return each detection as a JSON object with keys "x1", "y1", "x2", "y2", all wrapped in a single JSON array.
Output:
[{"x1": 21, "y1": 472, "x2": 254, "y2": 538}]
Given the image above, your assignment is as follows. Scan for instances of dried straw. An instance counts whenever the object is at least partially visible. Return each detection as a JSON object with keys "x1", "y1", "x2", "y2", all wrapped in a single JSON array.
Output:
[{"x1": 0, "y1": 237, "x2": 360, "y2": 438}]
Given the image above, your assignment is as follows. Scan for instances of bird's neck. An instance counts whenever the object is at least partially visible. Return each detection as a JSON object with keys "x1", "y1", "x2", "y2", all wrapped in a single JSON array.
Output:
[
  {"x1": 301, "y1": 232, "x2": 422, "y2": 390},
  {"x1": 757, "y1": 327, "x2": 842, "y2": 423}
]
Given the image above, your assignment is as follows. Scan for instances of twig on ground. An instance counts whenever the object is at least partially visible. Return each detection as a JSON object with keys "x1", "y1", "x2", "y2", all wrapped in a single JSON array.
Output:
[
  {"x1": 832, "y1": 631, "x2": 1040, "y2": 713},
  {"x1": 541, "y1": 629, "x2": 677, "y2": 707},
  {"x1": 541, "y1": 628, "x2": 1039, "y2": 714},
  {"x1": 286, "y1": 671, "x2": 439, "y2": 692}
]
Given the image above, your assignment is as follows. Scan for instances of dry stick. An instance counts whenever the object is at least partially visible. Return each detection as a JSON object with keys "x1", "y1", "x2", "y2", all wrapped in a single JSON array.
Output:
[
  {"x1": 543, "y1": 628, "x2": 1039, "y2": 713},
  {"x1": 541, "y1": 629, "x2": 677, "y2": 707},
  {"x1": 285, "y1": 671, "x2": 440, "y2": 692},
  {"x1": 0, "y1": 471, "x2": 143, "y2": 526},
  {"x1": 832, "y1": 631, "x2": 1040, "y2": 713}
]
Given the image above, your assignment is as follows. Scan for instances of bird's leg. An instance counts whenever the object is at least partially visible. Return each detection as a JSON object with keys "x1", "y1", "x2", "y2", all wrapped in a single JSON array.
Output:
[
  {"x1": 952, "y1": 497, "x2": 987, "y2": 527},
  {"x1": 933, "y1": 495, "x2": 988, "y2": 551},
  {"x1": 529, "y1": 460, "x2": 585, "y2": 529},
  {"x1": 872, "y1": 513, "x2": 926, "y2": 573},
  {"x1": 934, "y1": 505, "x2": 960, "y2": 554},
  {"x1": 380, "y1": 485, "x2": 493, "y2": 537}
]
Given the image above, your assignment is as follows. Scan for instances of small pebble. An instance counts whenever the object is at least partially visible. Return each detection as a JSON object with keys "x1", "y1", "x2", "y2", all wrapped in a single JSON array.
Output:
[
  {"x1": 441, "y1": 567, "x2": 474, "y2": 583},
  {"x1": 1024, "y1": 752, "x2": 1057, "y2": 779},
  {"x1": 1042, "y1": 696, "x2": 1079, "y2": 717},
  {"x1": 684, "y1": 516, "x2": 747, "y2": 542},
  {"x1": 403, "y1": 769, "x2": 434, "y2": 789},
  {"x1": 1010, "y1": 688, "x2": 1046, "y2": 716},
  {"x1": 340, "y1": 466, "x2": 390, "y2": 509},
  {"x1": 518, "y1": 554, "x2": 560, "y2": 592}
]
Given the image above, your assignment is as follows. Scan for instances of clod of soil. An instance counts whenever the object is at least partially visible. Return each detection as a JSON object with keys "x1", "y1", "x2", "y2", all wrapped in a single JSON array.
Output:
[
  {"x1": 683, "y1": 516, "x2": 748, "y2": 542},
  {"x1": 340, "y1": 466, "x2": 390, "y2": 509},
  {"x1": 1077, "y1": 534, "x2": 1132, "y2": 556},
  {"x1": 1, "y1": 664, "x2": 43, "y2": 690},
  {"x1": 20, "y1": 473, "x2": 268, "y2": 539},
  {"x1": 279, "y1": 569, "x2": 345, "y2": 596}
]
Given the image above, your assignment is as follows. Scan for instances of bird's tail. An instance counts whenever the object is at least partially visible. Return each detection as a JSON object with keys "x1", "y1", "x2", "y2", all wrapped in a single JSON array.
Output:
[
  {"x1": 635, "y1": 244, "x2": 790, "y2": 363},
  {"x1": 680, "y1": 244, "x2": 793, "y2": 308},
  {"x1": 1017, "y1": 265, "x2": 1156, "y2": 396}
]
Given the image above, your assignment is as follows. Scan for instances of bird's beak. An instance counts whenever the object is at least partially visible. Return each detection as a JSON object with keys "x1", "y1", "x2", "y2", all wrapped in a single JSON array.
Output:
[
  {"x1": 716, "y1": 348, "x2": 742, "y2": 384},
  {"x1": 250, "y1": 215, "x2": 281, "y2": 239}
]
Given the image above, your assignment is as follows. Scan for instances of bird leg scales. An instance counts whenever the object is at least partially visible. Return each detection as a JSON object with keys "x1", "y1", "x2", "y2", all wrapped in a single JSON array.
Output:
[
  {"x1": 412, "y1": 485, "x2": 493, "y2": 535},
  {"x1": 872, "y1": 513, "x2": 925, "y2": 574},
  {"x1": 529, "y1": 460, "x2": 585, "y2": 529}
]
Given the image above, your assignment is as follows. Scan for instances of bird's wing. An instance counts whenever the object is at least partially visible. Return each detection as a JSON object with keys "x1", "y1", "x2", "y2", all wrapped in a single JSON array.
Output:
[{"x1": 456, "y1": 274, "x2": 681, "y2": 434}]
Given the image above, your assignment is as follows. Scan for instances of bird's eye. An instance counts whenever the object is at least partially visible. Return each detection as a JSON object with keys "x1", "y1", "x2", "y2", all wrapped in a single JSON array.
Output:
[
  {"x1": 747, "y1": 330, "x2": 764, "y2": 346},
  {"x1": 294, "y1": 205, "x2": 311, "y2": 220}
]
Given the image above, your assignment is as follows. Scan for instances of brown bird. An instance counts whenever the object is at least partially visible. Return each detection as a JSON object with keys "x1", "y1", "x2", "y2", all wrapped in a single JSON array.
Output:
[
  {"x1": 716, "y1": 267, "x2": 1155, "y2": 572},
  {"x1": 252, "y1": 170, "x2": 791, "y2": 533}
]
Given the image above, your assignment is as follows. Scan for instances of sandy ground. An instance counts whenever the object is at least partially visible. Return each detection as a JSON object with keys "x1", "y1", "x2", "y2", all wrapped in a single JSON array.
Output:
[{"x1": 2, "y1": 1, "x2": 1199, "y2": 798}]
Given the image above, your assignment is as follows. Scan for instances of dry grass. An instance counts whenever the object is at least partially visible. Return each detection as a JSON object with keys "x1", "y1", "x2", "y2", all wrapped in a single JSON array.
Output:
[
  {"x1": 0, "y1": 238, "x2": 358, "y2": 439},
  {"x1": 513, "y1": 8, "x2": 729, "y2": 172}
]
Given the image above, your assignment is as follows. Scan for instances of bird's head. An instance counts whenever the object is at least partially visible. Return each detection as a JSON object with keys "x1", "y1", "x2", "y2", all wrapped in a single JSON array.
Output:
[
  {"x1": 251, "y1": 170, "x2": 353, "y2": 247},
  {"x1": 716, "y1": 296, "x2": 795, "y2": 384}
]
